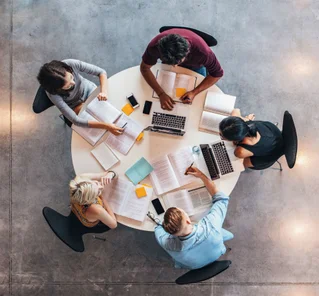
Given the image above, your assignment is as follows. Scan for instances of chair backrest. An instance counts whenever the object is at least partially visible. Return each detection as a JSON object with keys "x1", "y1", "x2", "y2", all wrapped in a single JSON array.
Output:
[
  {"x1": 42, "y1": 207, "x2": 109, "y2": 252},
  {"x1": 159, "y1": 26, "x2": 217, "y2": 47},
  {"x1": 33, "y1": 86, "x2": 54, "y2": 114},
  {"x1": 175, "y1": 260, "x2": 231, "y2": 285},
  {"x1": 282, "y1": 111, "x2": 298, "y2": 169}
]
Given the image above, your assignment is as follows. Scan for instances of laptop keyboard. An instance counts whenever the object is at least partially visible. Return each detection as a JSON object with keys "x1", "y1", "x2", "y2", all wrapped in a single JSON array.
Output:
[
  {"x1": 211, "y1": 142, "x2": 234, "y2": 175},
  {"x1": 200, "y1": 144, "x2": 220, "y2": 180},
  {"x1": 152, "y1": 112, "x2": 186, "y2": 130}
]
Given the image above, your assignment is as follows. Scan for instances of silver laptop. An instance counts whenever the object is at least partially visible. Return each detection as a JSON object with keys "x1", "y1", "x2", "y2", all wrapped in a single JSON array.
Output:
[
  {"x1": 144, "y1": 101, "x2": 190, "y2": 136},
  {"x1": 194, "y1": 140, "x2": 245, "y2": 180}
]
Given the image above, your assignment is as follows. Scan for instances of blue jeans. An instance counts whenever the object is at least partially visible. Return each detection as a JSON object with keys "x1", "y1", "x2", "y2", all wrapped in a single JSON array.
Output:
[
  {"x1": 222, "y1": 228, "x2": 234, "y2": 241},
  {"x1": 182, "y1": 65, "x2": 207, "y2": 77}
]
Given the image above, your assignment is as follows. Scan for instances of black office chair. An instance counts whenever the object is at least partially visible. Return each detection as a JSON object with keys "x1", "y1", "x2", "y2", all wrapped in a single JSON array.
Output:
[
  {"x1": 33, "y1": 86, "x2": 72, "y2": 127},
  {"x1": 175, "y1": 260, "x2": 231, "y2": 285},
  {"x1": 42, "y1": 207, "x2": 110, "y2": 252},
  {"x1": 159, "y1": 26, "x2": 218, "y2": 47}
]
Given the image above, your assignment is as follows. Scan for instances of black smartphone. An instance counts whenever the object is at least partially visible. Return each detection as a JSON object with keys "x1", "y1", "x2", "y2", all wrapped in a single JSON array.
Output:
[
  {"x1": 151, "y1": 198, "x2": 165, "y2": 215},
  {"x1": 127, "y1": 93, "x2": 140, "y2": 109},
  {"x1": 143, "y1": 100, "x2": 153, "y2": 115}
]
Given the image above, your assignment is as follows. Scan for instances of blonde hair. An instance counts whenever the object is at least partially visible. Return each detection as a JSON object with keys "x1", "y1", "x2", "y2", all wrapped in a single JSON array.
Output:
[
  {"x1": 163, "y1": 207, "x2": 183, "y2": 235},
  {"x1": 69, "y1": 177, "x2": 99, "y2": 206}
]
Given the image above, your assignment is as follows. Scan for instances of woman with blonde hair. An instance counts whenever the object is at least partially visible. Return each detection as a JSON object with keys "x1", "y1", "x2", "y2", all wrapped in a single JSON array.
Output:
[{"x1": 70, "y1": 171, "x2": 117, "y2": 229}]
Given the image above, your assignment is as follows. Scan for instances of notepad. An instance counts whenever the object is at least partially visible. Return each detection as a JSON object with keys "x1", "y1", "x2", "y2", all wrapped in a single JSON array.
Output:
[
  {"x1": 125, "y1": 157, "x2": 154, "y2": 185},
  {"x1": 135, "y1": 186, "x2": 147, "y2": 198},
  {"x1": 91, "y1": 142, "x2": 119, "y2": 171},
  {"x1": 122, "y1": 103, "x2": 134, "y2": 116}
]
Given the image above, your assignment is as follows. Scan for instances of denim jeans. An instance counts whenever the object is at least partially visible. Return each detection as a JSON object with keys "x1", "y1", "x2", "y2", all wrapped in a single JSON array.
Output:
[{"x1": 182, "y1": 65, "x2": 207, "y2": 77}]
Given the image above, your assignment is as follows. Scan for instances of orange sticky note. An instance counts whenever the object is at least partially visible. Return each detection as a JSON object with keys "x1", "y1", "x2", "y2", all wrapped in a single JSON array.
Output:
[
  {"x1": 122, "y1": 103, "x2": 134, "y2": 116},
  {"x1": 175, "y1": 87, "x2": 187, "y2": 97},
  {"x1": 136, "y1": 132, "x2": 144, "y2": 142},
  {"x1": 135, "y1": 186, "x2": 147, "y2": 198}
]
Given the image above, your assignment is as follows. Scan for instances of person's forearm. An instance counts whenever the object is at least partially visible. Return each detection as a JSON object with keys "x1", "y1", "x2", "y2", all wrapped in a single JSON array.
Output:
[
  {"x1": 99, "y1": 73, "x2": 108, "y2": 95},
  {"x1": 192, "y1": 76, "x2": 221, "y2": 96},
  {"x1": 140, "y1": 66, "x2": 165, "y2": 96},
  {"x1": 79, "y1": 171, "x2": 108, "y2": 180},
  {"x1": 88, "y1": 120, "x2": 110, "y2": 129},
  {"x1": 102, "y1": 199, "x2": 117, "y2": 221},
  {"x1": 200, "y1": 174, "x2": 218, "y2": 196}
]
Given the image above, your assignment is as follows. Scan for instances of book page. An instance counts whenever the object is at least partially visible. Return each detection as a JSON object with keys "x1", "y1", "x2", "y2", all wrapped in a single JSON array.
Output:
[
  {"x1": 119, "y1": 186, "x2": 153, "y2": 222},
  {"x1": 72, "y1": 110, "x2": 106, "y2": 146},
  {"x1": 105, "y1": 114, "x2": 144, "y2": 155},
  {"x1": 162, "y1": 190, "x2": 195, "y2": 216},
  {"x1": 174, "y1": 74, "x2": 196, "y2": 98},
  {"x1": 149, "y1": 155, "x2": 180, "y2": 195},
  {"x1": 91, "y1": 142, "x2": 119, "y2": 171},
  {"x1": 199, "y1": 111, "x2": 226, "y2": 134},
  {"x1": 168, "y1": 146, "x2": 196, "y2": 187},
  {"x1": 188, "y1": 187, "x2": 212, "y2": 212},
  {"x1": 102, "y1": 177, "x2": 133, "y2": 215},
  {"x1": 86, "y1": 98, "x2": 122, "y2": 123},
  {"x1": 204, "y1": 92, "x2": 236, "y2": 115},
  {"x1": 153, "y1": 70, "x2": 176, "y2": 98}
]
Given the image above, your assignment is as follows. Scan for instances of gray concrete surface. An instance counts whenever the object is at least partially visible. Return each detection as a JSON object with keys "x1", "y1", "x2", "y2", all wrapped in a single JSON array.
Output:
[{"x1": 1, "y1": 0, "x2": 318, "y2": 295}]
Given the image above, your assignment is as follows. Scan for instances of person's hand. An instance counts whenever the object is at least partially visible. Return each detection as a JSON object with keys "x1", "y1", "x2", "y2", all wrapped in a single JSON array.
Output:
[
  {"x1": 180, "y1": 90, "x2": 196, "y2": 104},
  {"x1": 97, "y1": 92, "x2": 108, "y2": 101},
  {"x1": 185, "y1": 167, "x2": 206, "y2": 179},
  {"x1": 100, "y1": 174, "x2": 113, "y2": 186},
  {"x1": 159, "y1": 92, "x2": 175, "y2": 110},
  {"x1": 106, "y1": 123, "x2": 124, "y2": 136},
  {"x1": 245, "y1": 113, "x2": 255, "y2": 121}
]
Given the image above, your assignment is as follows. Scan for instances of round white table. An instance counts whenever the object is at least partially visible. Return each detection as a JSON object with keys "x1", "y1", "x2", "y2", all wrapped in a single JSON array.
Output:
[{"x1": 71, "y1": 64, "x2": 241, "y2": 231}]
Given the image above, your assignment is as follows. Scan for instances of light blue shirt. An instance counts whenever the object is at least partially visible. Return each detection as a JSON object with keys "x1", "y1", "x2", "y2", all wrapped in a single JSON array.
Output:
[{"x1": 155, "y1": 191, "x2": 232, "y2": 270}]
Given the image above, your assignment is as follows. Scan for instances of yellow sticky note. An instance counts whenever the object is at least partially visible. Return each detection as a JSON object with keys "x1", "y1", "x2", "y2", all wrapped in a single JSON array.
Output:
[
  {"x1": 136, "y1": 132, "x2": 144, "y2": 142},
  {"x1": 122, "y1": 103, "x2": 134, "y2": 116},
  {"x1": 135, "y1": 186, "x2": 147, "y2": 198},
  {"x1": 175, "y1": 88, "x2": 187, "y2": 98}
]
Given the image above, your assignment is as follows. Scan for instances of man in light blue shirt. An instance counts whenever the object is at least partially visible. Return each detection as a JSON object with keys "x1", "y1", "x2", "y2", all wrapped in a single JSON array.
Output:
[{"x1": 154, "y1": 167, "x2": 234, "y2": 270}]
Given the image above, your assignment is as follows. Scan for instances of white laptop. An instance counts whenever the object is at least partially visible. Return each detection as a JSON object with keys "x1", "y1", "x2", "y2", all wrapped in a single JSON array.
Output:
[{"x1": 144, "y1": 101, "x2": 190, "y2": 136}]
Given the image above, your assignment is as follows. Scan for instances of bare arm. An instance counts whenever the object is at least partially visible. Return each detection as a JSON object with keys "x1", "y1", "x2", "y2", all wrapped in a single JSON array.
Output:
[
  {"x1": 186, "y1": 167, "x2": 218, "y2": 196},
  {"x1": 231, "y1": 108, "x2": 255, "y2": 122},
  {"x1": 97, "y1": 73, "x2": 108, "y2": 100},
  {"x1": 78, "y1": 171, "x2": 109, "y2": 181},
  {"x1": 88, "y1": 205, "x2": 117, "y2": 229}
]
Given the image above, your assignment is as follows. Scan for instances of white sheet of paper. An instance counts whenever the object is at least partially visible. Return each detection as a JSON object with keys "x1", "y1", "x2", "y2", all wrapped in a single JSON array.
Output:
[
  {"x1": 156, "y1": 70, "x2": 176, "y2": 98},
  {"x1": 204, "y1": 92, "x2": 236, "y2": 115},
  {"x1": 199, "y1": 111, "x2": 226, "y2": 133},
  {"x1": 162, "y1": 190, "x2": 195, "y2": 216},
  {"x1": 188, "y1": 187, "x2": 212, "y2": 211},
  {"x1": 91, "y1": 142, "x2": 119, "y2": 171},
  {"x1": 86, "y1": 98, "x2": 122, "y2": 123}
]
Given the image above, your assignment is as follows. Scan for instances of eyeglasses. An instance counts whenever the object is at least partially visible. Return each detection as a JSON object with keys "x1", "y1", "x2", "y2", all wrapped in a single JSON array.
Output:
[{"x1": 146, "y1": 211, "x2": 161, "y2": 226}]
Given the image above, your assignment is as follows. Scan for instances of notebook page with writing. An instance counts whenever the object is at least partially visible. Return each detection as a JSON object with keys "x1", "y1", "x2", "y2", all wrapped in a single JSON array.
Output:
[
  {"x1": 188, "y1": 187, "x2": 212, "y2": 213},
  {"x1": 204, "y1": 92, "x2": 236, "y2": 115},
  {"x1": 91, "y1": 142, "x2": 119, "y2": 171},
  {"x1": 162, "y1": 190, "x2": 195, "y2": 216},
  {"x1": 174, "y1": 74, "x2": 197, "y2": 98},
  {"x1": 105, "y1": 114, "x2": 144, "y2": 155},
  {"x1": 199, "y1": 111, "x2": 226, "y2": 134},
  {"x1": 168, "y1": 146, "x2": 197, "y2": 187},
  {"x1": 119, "y1": 186, "x2": 153, "y2": 222},
  {"x1": 102, "y1": 177, "x2": 134, "y2": 214},
  {"x1": 149, "y1": 155, "x2": 180, "y2": 195},
  {"x1": 153, "y1": 70, "x2": 176, "y2": 98},
  {"x1": 86, "y1": 98, "x2": 122, "y2": 123},
  {"x1": 72, "y1": 110, "x2": 106, "y2": 146}
]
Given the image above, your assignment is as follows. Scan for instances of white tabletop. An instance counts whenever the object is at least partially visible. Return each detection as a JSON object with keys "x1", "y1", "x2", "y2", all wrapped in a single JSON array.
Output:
[{"x1": 71, "y1": 64, "x2": 241, "y2": 231}]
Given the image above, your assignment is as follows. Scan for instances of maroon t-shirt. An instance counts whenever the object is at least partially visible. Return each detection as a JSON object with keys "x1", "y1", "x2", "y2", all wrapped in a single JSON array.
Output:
[{"x1": 142, "y1": 28, "x2": 224, "y2": 77}]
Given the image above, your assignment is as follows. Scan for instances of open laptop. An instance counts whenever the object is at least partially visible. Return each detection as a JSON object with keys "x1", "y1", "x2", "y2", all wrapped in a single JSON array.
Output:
[
  {"x1": 144, "y1": 101, "x2": 190, "y2": 136},
  {"x1": 194, "y1": 140, "x2": 245, "y2": 180}
]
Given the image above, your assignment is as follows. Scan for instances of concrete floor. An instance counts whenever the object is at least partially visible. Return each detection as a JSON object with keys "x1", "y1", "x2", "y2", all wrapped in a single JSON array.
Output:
[{"x1": 1, "y1": 0, "x2": 319, "y2": 295}]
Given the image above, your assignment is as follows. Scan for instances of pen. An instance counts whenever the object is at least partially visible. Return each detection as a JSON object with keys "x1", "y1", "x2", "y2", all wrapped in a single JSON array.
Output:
[
  {"x1": 121, "y1": 122, "x2": 128, "y2": 129},
  {"x1": 185, "y1": 162, "x2": 194, "y2": 175}
]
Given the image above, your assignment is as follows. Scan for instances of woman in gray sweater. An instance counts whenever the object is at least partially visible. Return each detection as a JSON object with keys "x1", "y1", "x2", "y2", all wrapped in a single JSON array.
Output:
[{"x1": 37, "y1": 59, "x2": 123, "y2": 135}]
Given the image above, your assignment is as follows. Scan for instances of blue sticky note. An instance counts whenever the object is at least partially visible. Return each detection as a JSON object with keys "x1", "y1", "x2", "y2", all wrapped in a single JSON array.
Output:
[{"x1": 125, "y1": 157, "x2": 154, "y2": 185}]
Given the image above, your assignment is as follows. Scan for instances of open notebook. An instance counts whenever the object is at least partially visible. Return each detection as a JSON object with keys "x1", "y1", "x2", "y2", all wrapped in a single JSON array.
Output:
[
  {"x1": 152, "y1": 70, "x2": 197, "y2": 100},
  {"x1": 105, "y1": 114, "x2": 144, "y2": 155},
  {"x1": 72, "y1": 98, "x2": 122, "y2": 146},
  {"x1": 91, "y1": 142, "x2": 119, "y2": 171},
  {"x1": 149, "y1": 146, "x2": 200, "y2": 195},
  {"x1": 162, "y1": 187, "x2": 212, "y2": 216},
  {"x1": 199, "y1": 91, "x2": 236, "y2": 134},
  {"x1": 102, "y1": 177, "x2": 152, "y2": 222}
]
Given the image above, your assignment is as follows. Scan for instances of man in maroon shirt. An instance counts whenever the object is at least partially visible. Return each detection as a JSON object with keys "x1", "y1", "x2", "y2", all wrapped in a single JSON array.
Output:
[{"x1": 140, "y1": 28, "x2": 224, "y2": 110}]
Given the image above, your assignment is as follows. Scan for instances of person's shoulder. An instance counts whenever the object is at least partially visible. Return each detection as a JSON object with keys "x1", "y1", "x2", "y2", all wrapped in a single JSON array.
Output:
[{"x1": 234, "y1": 146, "x2": 248, "y2": 158}]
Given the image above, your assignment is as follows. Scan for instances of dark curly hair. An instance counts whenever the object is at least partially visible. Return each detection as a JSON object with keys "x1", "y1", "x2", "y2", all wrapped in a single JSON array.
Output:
[
  {"x1": 158, "y1": 34, "x2": 189, "y2": 65},
  {"x1": 37, "y1": 60, "x2": 74, "y2": 95}
]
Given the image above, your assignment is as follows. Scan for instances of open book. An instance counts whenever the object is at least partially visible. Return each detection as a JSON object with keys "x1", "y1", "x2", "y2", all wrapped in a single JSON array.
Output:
[
  {"x1": 152, "y1": 70, "x2": 197, "y2": 99},
  {"x1": 91, "y1": 142, "x2": 119, "y2": 171},
  {"x1": 162, "y1": 187, "x2": 212, "y2": 216},
  {"x1": 72, "y1": 98, "x2": 122, "y2": 146},
  {"x1": 105, "y1": 114, "x2": 144, "y2": 155},
  {"x1": 102, "y1": 177, "x2": 152, "y2": 222},
  {"x1": 199, "y1": 91, "x2": 236, "y2": 134},
  {"x1": 149, "y1": 146, "x2": 200, "y2": 195}
]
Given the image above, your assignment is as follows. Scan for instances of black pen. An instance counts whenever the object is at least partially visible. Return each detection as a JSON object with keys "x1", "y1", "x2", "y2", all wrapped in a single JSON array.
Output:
[
  {"x1": 185, "y1": 162, "x2": 194, "y2": 175},
  {"x1": 121, "y1": 122, "x2": 128, "y2": 129}
]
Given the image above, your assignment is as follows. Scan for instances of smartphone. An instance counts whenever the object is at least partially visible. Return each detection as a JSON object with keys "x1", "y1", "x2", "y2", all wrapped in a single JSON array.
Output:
[
  {"x1": 151, "y1": 198, "x2": 165, "y2": 215},
  {"x1": 127, "y1": 93, "x2": 140, "y2": 109},
  {"x1": 143, "y1": 100, "x2": 153, "y2": 115}
]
